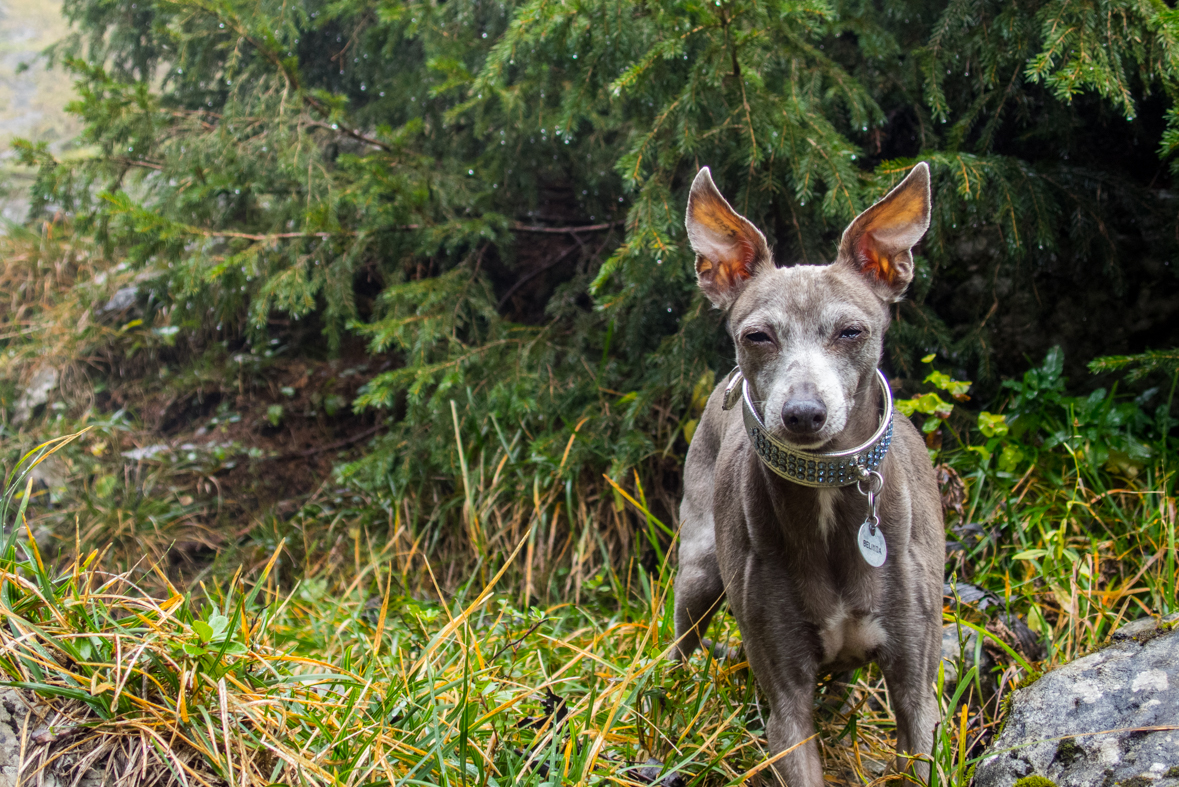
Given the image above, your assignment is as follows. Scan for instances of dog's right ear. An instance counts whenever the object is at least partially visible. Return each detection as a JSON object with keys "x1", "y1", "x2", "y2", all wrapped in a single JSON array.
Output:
[
  {"x1": 686, "y1": 167, "x2": 771, "y2": 310},
  {"x1": 836, "y1": 162, "x2": 931, "y2": 303}
]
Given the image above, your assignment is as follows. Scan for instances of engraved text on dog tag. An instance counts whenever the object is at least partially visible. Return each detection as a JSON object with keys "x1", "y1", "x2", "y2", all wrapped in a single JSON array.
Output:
[{"x1": 857, "y1": 520, "x2": 887, "y2": 567}]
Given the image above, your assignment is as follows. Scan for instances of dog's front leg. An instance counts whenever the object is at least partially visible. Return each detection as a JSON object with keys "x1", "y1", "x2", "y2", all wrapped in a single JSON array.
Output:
[
  {"x1": 735, "y1": 646, "x2": 824, "y2": 785},
  {"x1": 672, "y1": 545, "x2": 724, "y2": 660},
  {"x1": 727, "y1": 571, "x2": 824, "y2": 786},
  {"x1": 673, "y1": 492, "x2": 726, "y2": 661},
  {"x1": 880, "y1": 654, "x2": 938, "y2": 785},
  {"x1": 762, "y1": 676, "x2": 824, "y2": 787}
]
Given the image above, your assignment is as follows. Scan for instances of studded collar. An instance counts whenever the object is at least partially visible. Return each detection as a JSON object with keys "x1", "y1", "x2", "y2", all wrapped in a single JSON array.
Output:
[{"x1": 721, "y1": 368, "x2": 895, "y2": 488}]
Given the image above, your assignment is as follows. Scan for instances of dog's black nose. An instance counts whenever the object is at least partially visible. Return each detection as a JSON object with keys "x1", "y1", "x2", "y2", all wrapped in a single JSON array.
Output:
[{"x1": 782, "y1": 397, "x2": 827, "y2": 435}]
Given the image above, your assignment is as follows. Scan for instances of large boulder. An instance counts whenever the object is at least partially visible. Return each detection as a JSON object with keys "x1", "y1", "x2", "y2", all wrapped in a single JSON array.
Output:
[{"x1": 974, "y1": 614, "x2": 1179, "y2": 787}]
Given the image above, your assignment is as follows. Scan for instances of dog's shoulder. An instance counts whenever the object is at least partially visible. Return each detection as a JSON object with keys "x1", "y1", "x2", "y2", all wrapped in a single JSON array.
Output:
[
  {"x1": 889, "y1": 414, "x2": 939, "y2": 489},
  {"x1": 688, "y1": 373, "x2": 749, "y2": 465},
  {"x1": 887, "y1": 414, "x2": 945, "y2": 550}
]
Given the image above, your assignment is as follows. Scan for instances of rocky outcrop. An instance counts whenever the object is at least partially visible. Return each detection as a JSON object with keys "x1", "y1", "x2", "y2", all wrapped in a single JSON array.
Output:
[
  {"x1": 974, "y1": 614, "x2": 1179, "y2": 787},
  {"x1": 0, "y1": 690, "x2": 102, "y2": 787},
  {"x1": 12, "y1": 366, "x2": 57, "y2": 425},
  {"x1": 941, "y1": 622, "x2": 993, "y2": 694}
]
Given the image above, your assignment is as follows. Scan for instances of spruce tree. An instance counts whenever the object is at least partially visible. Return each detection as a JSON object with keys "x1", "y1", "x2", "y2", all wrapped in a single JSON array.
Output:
[{"x1": 14, "y1": 0, "x2": 1179, "y2": 545}]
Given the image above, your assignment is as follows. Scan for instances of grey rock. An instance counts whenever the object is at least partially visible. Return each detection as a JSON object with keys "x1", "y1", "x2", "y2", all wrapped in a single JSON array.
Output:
[
  {"x1": 974, "y1": 616, "x2": 1179, "y2": 787},
  {"x1": 121, "y1": 444, "x2": 171, "y2": 462},
  {"x1": 28, "y1": 455, "x2": 67, "y2": 493},
  {"x1": 0, "y1": 689, "x2": 103, "y2": 787},
  {"x1": 100, "y1": 286, "x2": 138, "y2": 314},
  {"x1": 940, "y1": 622, "x2": 994, "y2": 697},
  {"x1": 27, "y1": 455, "x2": 68, "y2": 513},
  {"x1": 944, "y1": 579, "x2": 997, "y2": 609},
  {"x1": 632, "y1": 757, "x2": 686, "y2": 787},
  {"x1": 1112, "y1": 612, "x2": 1179, "y2": 643},
  {"x1": 0, "y1": 689, "x2": 25, "y2": 786},
  {"x1": 944, "y1": 580, "x2": 1045, "y2": 661},
  {"x1": 12, "y1": 366, "x2": 57, "y2": 425},
  {"x1": 3, "y1": 521, "x2": 56, "y2": 561}
]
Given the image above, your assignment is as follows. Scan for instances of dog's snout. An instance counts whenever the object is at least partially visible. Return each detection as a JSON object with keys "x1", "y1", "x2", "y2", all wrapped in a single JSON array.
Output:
[{"x1": 782, "y1": 386, "x2": 827, "y2": 435}]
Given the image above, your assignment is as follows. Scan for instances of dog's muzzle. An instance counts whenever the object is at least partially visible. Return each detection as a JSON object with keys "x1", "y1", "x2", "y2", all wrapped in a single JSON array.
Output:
[{"x1": 722, "y1": 368, "x2": 894, "y2": 488}]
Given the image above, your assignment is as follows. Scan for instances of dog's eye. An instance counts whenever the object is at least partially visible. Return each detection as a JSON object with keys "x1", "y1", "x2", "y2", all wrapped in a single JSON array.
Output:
[
  {"x1": 745, "y1": 331, "x2": 773, "y2": 344},
  {"x1": 839, "y1": 327, "x2": 863, "y2": 340}
]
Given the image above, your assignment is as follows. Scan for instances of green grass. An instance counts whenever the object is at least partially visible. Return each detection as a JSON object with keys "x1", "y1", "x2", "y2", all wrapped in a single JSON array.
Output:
[
  {"x1": 0, "y1": 225, "x2": 1175, "y2": 786},
  {"x1": 0, "y1": 442, "x2": 781, "y2": 786},
  {"x1": 2, "y1": 401, "x2": 1176, "y2": 786}
]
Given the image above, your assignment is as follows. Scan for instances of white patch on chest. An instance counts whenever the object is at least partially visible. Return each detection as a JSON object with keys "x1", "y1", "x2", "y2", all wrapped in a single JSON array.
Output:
[
  {"x1": 820, "y1": 605, "x2": 888, "y2": 665},
  {"x1": 816, "y1": 488, "x2": 838, "y2": 540}
]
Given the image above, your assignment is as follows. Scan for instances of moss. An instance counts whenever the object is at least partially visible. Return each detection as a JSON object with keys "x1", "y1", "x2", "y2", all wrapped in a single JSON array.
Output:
[
  {"x1": 1165, "y1": 766, "x2": 1179, "y2": 778},
  {"x1": 1128, "y1": 619, "x2": 1174, "y2": 645},
  {"x1": 1116, "y1": 777, "x2": 1153, "y2": 787},
  {"x1": 1014, "y1": 777, "x2": 1057, "y2": 787},
  {"x1": 1054, "y1": 736, "x2": 1084, "y2": 766},
  {"x1": 996, "y1": 692, "x2": 1017, "y2": 738}
]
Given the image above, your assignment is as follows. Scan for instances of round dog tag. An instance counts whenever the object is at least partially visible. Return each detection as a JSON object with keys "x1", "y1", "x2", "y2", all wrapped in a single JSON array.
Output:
[{"x1": 857, "y1": 520, "x2": 887, "y2": 567}]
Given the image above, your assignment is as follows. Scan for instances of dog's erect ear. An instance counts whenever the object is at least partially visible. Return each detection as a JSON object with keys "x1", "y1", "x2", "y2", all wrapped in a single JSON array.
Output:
[
  {"x1": 837, "y1": 162, "x2": 931, "y2": 302},
  {"x1": 686, "y1": 167, "x2": 771, "y2": 310}
]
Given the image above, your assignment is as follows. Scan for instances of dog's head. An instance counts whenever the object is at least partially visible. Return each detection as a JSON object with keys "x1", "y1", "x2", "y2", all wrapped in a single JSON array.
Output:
[{"x1": 686, "y1": 163, "x2": 931, "y2": 448}]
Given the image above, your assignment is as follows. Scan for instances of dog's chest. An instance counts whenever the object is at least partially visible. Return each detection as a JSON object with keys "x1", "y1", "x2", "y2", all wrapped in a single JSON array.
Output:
[
  {"x1": 804, "y1": 553, "x2": 889, "y2": 667},
  {"x1": 757, "y1": 480, "x2": 891, "y2": 666},
  {"x1": 815, "y1": 488, "x2": 839, "y2": 540},
  {"x1": 818, "y1": 604, "x2": 887, "y2": 666}
]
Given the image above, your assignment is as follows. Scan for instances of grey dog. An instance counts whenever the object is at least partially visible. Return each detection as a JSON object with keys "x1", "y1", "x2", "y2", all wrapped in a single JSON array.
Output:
[{"x1": 673, "y1": 162, "x2": 944, "y2": 785}]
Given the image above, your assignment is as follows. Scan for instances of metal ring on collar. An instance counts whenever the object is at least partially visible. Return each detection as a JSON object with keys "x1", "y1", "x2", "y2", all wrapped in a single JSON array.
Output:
[{"x1": 856, "y1": 469, "x2": 884, "y2": 496}]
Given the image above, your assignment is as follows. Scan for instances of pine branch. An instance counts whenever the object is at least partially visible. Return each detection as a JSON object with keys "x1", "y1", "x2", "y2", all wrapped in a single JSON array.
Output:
[
  {"x1": 187, "y1": 222, "x2": 622, "y2": 243},
  {"x1": 1089, "y1": 349, "x2": 1179, "y2": 381}
]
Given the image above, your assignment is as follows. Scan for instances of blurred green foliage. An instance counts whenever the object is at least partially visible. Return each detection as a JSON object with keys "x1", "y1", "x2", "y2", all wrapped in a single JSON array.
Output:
[{"x1": 13, "y1": 0, "x2": 1179, "y2": 535}]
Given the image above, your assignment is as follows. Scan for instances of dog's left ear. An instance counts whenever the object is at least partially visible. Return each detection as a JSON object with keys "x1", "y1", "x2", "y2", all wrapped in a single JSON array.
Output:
[
  {"x1": 837, "y1": 162, "x2": 931, "y2": 302},
  {"x1": 686, "y1": 167, "x2": 771, "y2": 310}
]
